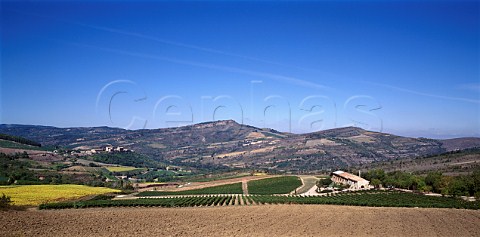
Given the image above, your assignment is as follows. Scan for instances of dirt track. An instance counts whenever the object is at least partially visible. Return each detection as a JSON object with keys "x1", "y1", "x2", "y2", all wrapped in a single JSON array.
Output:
[{"x1": 2, "y1": 205, "x2": 479, "y2": 237}]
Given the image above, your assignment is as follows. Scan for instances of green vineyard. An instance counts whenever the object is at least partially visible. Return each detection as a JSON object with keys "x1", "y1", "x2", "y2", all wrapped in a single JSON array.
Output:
[
  {"x1": 249, "y1": 191, "x2": 480, "y2": 209},
  {"x1": 39, "y1": 190, "x2": 480, "y2": 210},
  {"x1": 247, "y1": 176, "x2": 302, "y2": 195},
  {"x1": 40, "y1": 195, "x2": 243, "y2": 209},
  {"x1": 136, "y1": 182, "x2": 243, "y2": 196}
]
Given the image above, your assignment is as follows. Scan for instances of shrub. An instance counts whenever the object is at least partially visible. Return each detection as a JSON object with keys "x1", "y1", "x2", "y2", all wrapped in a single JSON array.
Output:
[
  {"x1": 317, "y1": 177, "x2": 333, "y2": 188},
  {"x1": 0, "y1": 193, "x2": 12, "y2": 209}
]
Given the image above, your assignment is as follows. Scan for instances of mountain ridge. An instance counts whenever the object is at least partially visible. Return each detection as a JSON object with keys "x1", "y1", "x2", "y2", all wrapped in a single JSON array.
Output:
[
  {"x1": 1, "y1": 121, "x2": 479, "y2": 171},
  {"x1": 2, "y1": 121, "x2": 478, "y2": 139}
]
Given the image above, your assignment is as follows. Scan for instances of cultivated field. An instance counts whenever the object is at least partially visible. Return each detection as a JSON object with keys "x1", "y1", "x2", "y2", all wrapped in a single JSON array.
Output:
[
  {"x1": 2, "y1": 205, "x2": 479, "y2": 237},
  {"x1": 0, "y1": 185, "x2": 120, "y2": 206},
  {"x1": 247, "y1": 176, "x2": 302, "y2": 194},
  {"x1": 138, "y1": 175, "x2": 274, "y2": 192},
  {"x1": 39, "y1": 190, "x2": 480, "y2": 210},
  {"x1": 137, "y1": 182, "x2": 243, "y2": 196}
]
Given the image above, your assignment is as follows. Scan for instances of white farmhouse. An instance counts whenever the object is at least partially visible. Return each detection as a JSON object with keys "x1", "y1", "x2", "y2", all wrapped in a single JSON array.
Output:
[{"x1": 331, "y1": 170, "x2": 370, "y2": 190}]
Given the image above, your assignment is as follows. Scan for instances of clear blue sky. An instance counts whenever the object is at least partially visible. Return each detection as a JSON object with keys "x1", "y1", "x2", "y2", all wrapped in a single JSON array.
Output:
[{"x1": 1, "y1": 1, "x2": 479, "y2": 138}]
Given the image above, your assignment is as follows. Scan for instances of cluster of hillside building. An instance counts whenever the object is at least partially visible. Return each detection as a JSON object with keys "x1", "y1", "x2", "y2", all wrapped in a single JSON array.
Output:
[
  {"x1": 103, "y1": 146, "x2": 128, "y2": 152},
  {"x1": 85, "y1": 146, "x2": 130, "y2": 155},
  {"x1": 55, "y1": 146, "x2": 132, "y2": 156}
]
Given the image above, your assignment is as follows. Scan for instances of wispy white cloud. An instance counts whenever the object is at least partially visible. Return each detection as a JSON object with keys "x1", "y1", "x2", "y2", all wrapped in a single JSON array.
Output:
[
  {"x1": 457, "y1": 83, "x2": 480, "y2": 92},
  {"x1": 8, "y1": 9, "x2": 330, "y2": 90},
  {"x1": 367, "y1": 81, "x2": 480, "y2": 104},
  {"x1": 74, "y1": 22, "x2": 320, "y2": 71},
  {"x1": 6, "y1": 8, "x2": 325, "y2": 73},
  {"x1": 65, "y1": 41, "x2": 329, "y2": 90}
]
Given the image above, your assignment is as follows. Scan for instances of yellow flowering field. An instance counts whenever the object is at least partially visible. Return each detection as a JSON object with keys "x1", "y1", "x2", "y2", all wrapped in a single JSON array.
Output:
[{"x1": 0, "y1": 185, "x2": 120, "y2": 206}]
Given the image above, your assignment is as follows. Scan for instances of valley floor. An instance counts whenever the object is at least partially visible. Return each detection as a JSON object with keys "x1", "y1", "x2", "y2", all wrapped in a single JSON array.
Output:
[{"x1": 2, "y1": 205, "x2": 480, "y2": 237}]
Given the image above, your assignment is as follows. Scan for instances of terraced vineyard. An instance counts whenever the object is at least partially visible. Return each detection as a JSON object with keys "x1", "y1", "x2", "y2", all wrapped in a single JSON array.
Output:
[
  {"x1": 137, "y1": 182, "x2": 243, "y2": 196},
  {"x1": 39, "y1": 190, "x2": 480, "y2": 210}
]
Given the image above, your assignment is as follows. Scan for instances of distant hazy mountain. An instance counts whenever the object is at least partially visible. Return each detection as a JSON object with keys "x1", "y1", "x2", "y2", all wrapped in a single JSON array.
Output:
[{"x1": 1, "y1": 121, "x2": 479, "y2": 171}]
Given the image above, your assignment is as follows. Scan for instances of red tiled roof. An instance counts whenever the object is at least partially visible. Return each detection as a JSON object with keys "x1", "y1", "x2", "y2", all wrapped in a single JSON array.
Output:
[{"x1": 332, "y1": 171, "x2": 367, "y2": 182}]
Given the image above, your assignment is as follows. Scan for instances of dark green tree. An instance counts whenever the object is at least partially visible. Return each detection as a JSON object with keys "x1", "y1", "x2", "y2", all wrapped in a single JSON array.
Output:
[{"x1": 425, "y1": 171, "x2": 443, "y2": 193}]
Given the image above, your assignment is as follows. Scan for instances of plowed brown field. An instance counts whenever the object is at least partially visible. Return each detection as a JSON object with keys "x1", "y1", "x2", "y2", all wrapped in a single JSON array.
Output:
[{"x1": 1, "y1": 205, "x2": 479, "y2": 237}]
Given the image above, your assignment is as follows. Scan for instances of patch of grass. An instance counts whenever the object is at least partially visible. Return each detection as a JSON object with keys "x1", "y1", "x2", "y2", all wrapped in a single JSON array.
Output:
[
  {"x1": 248, "y1": 176, "x2": 302, "y2": 195},
  {"x1": 105, "y1": 166, "x2": 144, "y2": 172},
  {"x1": 260, "y1": 131, "x2": 285, "y2": 139},
  {"x1": 147, "y1": 143, "x2": 166, "y2": 149},
  {"x1": 137, "y1": 183, "x2": 243, "y2": 196},
  {"x1": 0, "y1": 185, "x2": 120, "y2": 206},
  {"x1": 297, "y1": 176, "x2": 319, "y2": 194}
]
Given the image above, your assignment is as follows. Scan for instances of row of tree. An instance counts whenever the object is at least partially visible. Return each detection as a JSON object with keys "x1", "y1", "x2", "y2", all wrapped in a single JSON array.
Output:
[
  {"x1": 0, "y1": 133, "x2": 41, "y2": 147},
  {"x1": 362, "y1": 168, "x2": 480, "y2": 198}
]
